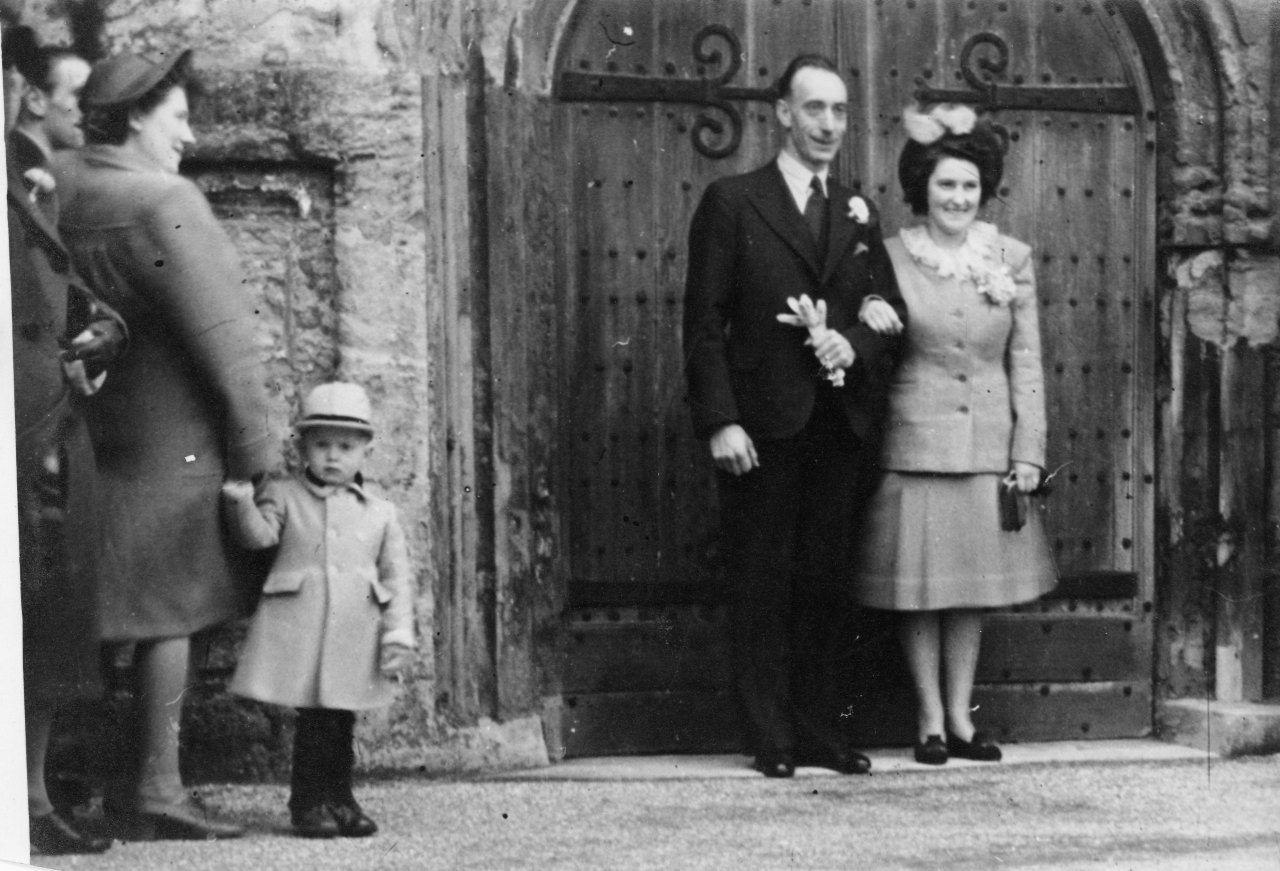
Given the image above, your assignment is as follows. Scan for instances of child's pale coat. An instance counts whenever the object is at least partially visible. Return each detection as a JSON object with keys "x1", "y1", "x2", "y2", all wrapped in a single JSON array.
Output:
[{"x1": 224, "y1": 475, "x2": 414, "y2": 710}]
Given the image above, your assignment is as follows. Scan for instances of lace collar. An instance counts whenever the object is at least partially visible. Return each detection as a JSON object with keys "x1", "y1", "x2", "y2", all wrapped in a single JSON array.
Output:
[{"x1": 900, "y1": 221, "x2": 1017, "y2": 305}]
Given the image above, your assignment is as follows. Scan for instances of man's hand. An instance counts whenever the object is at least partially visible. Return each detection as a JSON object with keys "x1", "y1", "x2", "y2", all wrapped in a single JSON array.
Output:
[
  {"x1": 859, "y1": 298, "x2": 904, "y2": 336},
  {"x1": 809, "y1": 328, "x2": 855, "y2": 370},
  {"x1": 710, "y1": 424, "x2": 759, "y2": 476},
  {"x1": 64, "y1": 320, "x2": 124, "y2": 367}
]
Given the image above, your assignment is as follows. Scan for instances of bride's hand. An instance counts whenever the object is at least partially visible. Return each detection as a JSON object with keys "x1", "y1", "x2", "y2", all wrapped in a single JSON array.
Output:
[{"x1": 859, "y1": 298, "x2": 904, "y2": 335}]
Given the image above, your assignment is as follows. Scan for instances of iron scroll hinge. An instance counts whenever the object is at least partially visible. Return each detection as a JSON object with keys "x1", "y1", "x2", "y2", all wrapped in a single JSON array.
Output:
[
  {"x1": 556, "y1": 24, "x2": 773, "y2": 159},
  {"x1": 916, "y1": 32, "x2": 1140, "y2": 115}
]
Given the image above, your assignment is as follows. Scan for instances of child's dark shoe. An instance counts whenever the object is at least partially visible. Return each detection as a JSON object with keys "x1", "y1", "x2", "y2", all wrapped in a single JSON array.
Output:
[
  {"x1": 328, "y1": 801, "x2": 377, "y2": 837},
  {"x1": 292, "y1": 805, "x2": 339, "y2": 839}
]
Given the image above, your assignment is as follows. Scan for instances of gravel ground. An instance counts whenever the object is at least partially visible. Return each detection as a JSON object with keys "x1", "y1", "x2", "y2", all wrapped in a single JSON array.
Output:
[{"x1": 30, "y1": 753, "x2": 1280, "y2": 871}]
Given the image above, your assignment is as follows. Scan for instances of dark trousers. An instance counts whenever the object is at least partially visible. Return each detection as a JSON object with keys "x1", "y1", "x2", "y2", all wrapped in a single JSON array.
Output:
[
  {"x1": 717, "y1": 389, "x2": 877, "y2": 756},
  {"x1": 290, "y1": 709, "x2": 357, "y2": 814}
]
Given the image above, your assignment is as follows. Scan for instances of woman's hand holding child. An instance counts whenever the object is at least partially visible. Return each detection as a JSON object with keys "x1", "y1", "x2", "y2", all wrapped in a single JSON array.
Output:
[{"x1": 220, "y1": 479, "x2": 256, "y2": 503}]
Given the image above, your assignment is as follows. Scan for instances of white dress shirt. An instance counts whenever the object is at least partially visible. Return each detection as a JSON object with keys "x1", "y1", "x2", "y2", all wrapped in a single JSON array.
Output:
[{"x1": 776, "y1": 148, "x2": 828, "y2": 213}]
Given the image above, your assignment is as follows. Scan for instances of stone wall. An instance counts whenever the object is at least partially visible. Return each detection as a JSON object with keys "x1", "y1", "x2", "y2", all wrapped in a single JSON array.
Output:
[{"x1": 23, "y1": 0, "x2": 552, "y2": 781}]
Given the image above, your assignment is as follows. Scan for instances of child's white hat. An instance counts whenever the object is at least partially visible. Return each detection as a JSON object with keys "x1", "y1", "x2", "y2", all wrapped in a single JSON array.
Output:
[{"x1": 295, "y1": 382, "x2": 374, "y2": 436}]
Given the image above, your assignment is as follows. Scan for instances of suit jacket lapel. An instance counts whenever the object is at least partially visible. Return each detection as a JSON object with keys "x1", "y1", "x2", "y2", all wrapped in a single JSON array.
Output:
[
  {"x1": 745, "y1": 161, "x2": 822, "y2": 278},
  {"x1": 821, "y1": 180, "x2": 860, "y2": 285}
]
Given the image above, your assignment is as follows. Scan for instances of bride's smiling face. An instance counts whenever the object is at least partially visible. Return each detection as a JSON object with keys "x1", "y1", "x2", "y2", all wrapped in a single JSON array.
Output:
[{"x1": 926, "y1": 156, "x2": 982, "y2": 240}]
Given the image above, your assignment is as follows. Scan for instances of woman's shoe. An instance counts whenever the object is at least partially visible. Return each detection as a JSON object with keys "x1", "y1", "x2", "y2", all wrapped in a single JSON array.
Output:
[
  {"x1": 328, "y1": 801, "x2": 378, "y2": 837},
  {"x1": 913, "y1": 735, "x2": 948, "y2": 765},
  {"x1": 29, "y1": 811, "x2": 112, "y2": 855},
  {"x1": 946, "y1": 730, "x2": 1003, "y2": 762},
  {"x1": 132, "y1": 798, "x2": 244, "y2": 840}
]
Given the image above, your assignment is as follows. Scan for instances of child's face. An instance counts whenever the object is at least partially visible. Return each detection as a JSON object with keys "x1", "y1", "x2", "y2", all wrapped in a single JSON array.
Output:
[{"x1": 301, "y1": 426, "x2": 372, "y2": 487}]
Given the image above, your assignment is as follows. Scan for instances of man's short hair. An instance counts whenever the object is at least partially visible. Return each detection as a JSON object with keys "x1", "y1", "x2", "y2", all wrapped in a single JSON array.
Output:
[
  {"x1": 2, "y1": 25, "x2": 40, "y2": 77},
  {"x1": 774, "y1": 54, "x2": 841, "y2": 100}
]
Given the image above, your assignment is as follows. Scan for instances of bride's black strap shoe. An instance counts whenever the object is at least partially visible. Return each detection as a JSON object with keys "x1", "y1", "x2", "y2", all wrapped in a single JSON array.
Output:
[{"x1": 946, "y1": 730, "x2": 1002, "y2": 762}]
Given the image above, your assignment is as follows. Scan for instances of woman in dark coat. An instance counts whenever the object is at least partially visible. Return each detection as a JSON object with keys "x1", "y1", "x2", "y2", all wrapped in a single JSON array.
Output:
[{"x1": 53, "y1": 49, "x2": 281, "y2": 839}]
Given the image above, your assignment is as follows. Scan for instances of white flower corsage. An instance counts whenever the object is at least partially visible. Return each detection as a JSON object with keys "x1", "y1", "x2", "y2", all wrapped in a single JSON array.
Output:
[
  {"x1": 974, "y1": 263, "x2": 1017, "y2": 306},
  {"x1": 23, "y1": 167, "x2": 56, "y2": 204},
  {"x1": 902, "y1": 102, "x2": 978, "y2": 144},
  {"x1": 846, "y1": 196, "x2": 869, "y2": 224},
  {"x1": 776, "y1": 294, "x2": 845, "y2": 387}
]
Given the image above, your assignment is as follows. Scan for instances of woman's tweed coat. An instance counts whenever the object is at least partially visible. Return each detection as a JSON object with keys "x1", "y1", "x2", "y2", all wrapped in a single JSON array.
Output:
[
  {"x1": 53, "y1": 145, "x2": 281, "y2": 641},
  {"x1": 224, "y1": 475, "x2": 415, "y2": 710}
]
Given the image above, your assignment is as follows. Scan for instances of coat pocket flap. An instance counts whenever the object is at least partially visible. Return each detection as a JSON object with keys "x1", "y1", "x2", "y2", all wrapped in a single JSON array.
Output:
[
  {"x1": 261, "y1": 568, "x2": 318, "y2": 595},
  {"x1": 370, "y1": 578, "x2": 394, "y2": 605}
]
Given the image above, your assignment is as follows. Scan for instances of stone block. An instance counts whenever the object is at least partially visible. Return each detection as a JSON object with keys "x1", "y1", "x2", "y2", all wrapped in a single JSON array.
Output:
[{"x1": 1157, "y1": 698, "x2": 1280, "y2": 757}]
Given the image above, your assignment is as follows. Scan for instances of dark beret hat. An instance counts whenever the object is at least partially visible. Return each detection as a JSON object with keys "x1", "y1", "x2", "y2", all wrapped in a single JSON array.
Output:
[{"x1": 82, "y1": 47, "x2": 190, "y2": 108}]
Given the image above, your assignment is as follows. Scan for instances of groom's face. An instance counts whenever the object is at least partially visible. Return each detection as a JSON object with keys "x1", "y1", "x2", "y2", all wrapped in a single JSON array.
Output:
[{"x1": 776, "y1": 66, "x2": 848, "y2": 172}]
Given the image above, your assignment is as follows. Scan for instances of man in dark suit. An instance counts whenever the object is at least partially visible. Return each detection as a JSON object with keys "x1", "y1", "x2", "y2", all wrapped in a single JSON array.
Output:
[
  {"x1": 6, "y1": 23, "x2": 124, "y2": 854},
  {"x1": 683, "y1": 54, "x2": 905, "y2": 778}
]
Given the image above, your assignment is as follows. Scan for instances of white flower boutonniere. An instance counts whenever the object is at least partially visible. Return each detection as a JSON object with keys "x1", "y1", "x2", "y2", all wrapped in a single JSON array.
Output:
[
  {"x1": 23, "y1": 167, "x2": 56, "y2": 205},
  {"x1": 846, "y1": 196, "x2": 869, "y2": 224}
]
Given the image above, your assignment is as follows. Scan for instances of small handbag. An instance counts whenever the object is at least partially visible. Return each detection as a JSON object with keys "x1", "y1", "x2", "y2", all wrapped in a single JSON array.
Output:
[
  {"x1": 1000, "y1": 476, "x2": 1054, "y2": 532},
  {"x1": 999, "y1": 480, "x2": 1026, "y2": 532}
]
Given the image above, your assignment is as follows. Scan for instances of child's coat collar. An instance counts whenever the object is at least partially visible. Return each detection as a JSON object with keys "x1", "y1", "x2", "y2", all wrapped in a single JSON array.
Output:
[{"x1": 302, "y1": 467, "x2": 368, "y2": 500}]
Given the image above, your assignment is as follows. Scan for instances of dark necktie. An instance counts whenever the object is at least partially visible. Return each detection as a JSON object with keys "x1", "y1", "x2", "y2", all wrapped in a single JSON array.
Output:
[{"x1": 804, "y1": 175, "x2": 827, "y2": 248}]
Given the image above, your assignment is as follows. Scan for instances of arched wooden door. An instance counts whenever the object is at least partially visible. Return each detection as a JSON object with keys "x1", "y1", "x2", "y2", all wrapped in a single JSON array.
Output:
[{"x1": 553, "y1": 0, "x2": 1156, "y2": 756}]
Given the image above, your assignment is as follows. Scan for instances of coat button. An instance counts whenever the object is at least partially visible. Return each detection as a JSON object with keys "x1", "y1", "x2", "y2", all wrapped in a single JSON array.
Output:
[
  {"x1": 956, "y1": 374, "x2": 968, "y2": 383},
  {"x1": 958, "y1": 405, "x2": 970, "y2": 414}
]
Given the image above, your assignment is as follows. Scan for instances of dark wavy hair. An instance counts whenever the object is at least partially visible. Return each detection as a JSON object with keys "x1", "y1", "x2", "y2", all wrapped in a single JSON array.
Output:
[
  {"x1": 774, "y1": 53, "x2": 840, "y2": 100},
  {"x1": 81, "y1": 55, "x2": 200, "y2": 146},
  {"x1": 898, "y1": 119, "x2": 1006, "y2": 216}
]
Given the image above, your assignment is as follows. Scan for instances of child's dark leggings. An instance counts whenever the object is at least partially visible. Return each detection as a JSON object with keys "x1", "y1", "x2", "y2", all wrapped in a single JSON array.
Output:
[{"x1": 289, "y1": 708, "x2": 357, "y2": 814}]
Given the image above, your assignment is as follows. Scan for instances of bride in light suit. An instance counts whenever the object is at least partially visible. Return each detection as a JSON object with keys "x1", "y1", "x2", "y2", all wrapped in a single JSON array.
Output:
[{"x1": 854, "y1": 104, "x2": 1057, "y2": 766}]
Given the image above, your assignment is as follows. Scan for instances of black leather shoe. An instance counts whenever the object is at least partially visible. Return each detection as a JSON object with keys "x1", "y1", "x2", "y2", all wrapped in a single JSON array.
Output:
[
  {"x1": 832, "y1": 749, "x2": 872, "y2": 775},
  {"x1": 947, "y1": 730, "x2": 1002, "y2": 762},
  {"x1": 913, "y1": 735, "x2": 948, "y2": 765},
  {"x1": 328, "y1": 801, "x2": 378, "y2": 837},
  {"x1": 753, "y1": 751, "x2": 796, "y2": 778},
  {"x1": 132, "y1": 799, "x2": 244, "y2": 840},
  {"x1": 29, "y1": 811, "x2": 111, "y2": 855},
  {"x1": 292, "y1": 805, "x2": 339, "y2": 838},
  {"x1": 797, "y1": 746, "x2": 872, "y2": 775}
]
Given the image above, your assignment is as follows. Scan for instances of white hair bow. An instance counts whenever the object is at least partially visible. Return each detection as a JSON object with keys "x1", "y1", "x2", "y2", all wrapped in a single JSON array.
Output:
[{"x1": 903, "y1": 102, "x2": 977, "y2": 144}]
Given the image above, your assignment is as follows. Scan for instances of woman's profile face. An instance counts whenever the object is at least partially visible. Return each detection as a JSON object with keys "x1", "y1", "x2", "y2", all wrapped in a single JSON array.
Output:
[
  {"x1": 129, "y1": 85, "x2": 194, "y2": 174},
  {"x1": 925, "y1": 155, "x2": 982, "y2": 240}
]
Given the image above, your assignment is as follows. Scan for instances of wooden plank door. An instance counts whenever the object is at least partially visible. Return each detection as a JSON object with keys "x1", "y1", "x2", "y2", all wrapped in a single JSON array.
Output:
[{"x1": 553, "y1": 0, "x2": 1156, "y2": 755}]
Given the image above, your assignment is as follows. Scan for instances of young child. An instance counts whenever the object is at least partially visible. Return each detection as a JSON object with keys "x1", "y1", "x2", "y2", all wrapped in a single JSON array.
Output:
[{"x1": 221, "y1": 381, "x2": 414, "y2": 838}]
